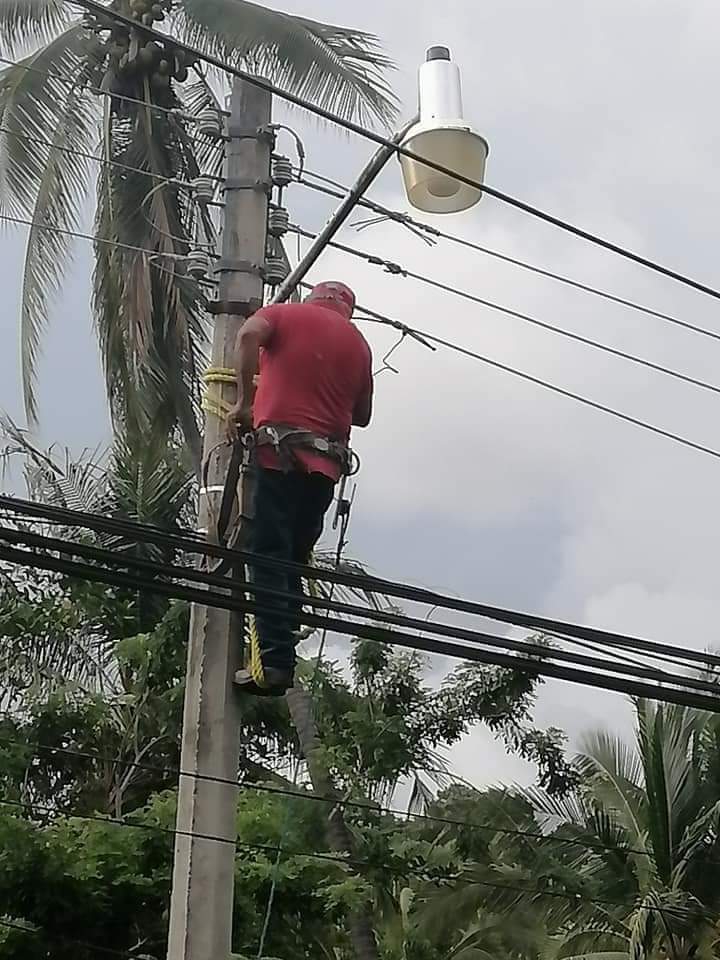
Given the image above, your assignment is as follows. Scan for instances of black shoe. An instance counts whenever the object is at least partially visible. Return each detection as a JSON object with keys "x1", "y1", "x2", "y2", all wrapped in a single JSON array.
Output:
[{"x1": 234, "y1": 667, "x2": 293, "y2": 697}]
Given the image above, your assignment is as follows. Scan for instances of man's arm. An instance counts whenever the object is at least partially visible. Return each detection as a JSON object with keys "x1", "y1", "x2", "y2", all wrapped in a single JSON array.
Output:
[
  {"x1": 226, "y1": 311, "x2": 273, "y2": 439},
  {"x1": 352, "y1": 351, "x2": 374, "y2": 428}
]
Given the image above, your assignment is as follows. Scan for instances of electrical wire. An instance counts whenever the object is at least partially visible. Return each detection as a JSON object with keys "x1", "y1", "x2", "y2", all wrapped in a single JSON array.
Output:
[
  {"x1": 4, "y1": 521, "x2": 719, "y2": 697},
  {"x1": 0, "y1": 796, "x2": 714, "y2": 923},
  {"x1": 0, "y1": 124, "x2": 200, "y2": 187},
  {"x1": 3, "y1": 493, "x2": 718, "y2": 676},
  {"x1": 4, "y1": 46, "x2": 718, "y2": 349},
  {"x1": 294, "y1": 226, "x2": 720, "y2": 400},
  {"x1": 2, "y1": 538, "x2": 720, "y2": 712},
  {"x1": 64, "y1": 0, "x2": 720, "y2": 306},
  {"x1": 1, "y1": 735, "x2": 710, "y2": 866},
  {"x1": 352, "y1": 301, "x2": 720, "y2": 464},
  {"x1": 6, "y1": 203, "x2": 720, "y2": 466},
  {"x1": 297, "y1": 171, "x2": 720, "y2": 348},
  {"x1": 0, "y1": 917, "x2": 138, "y2": 959},
  {"x1": 0, "y1": 211, "x2": 195, "y2": 263},
  {"x1": 0, "y1": 53, "x2": 202, "y2": 121}
]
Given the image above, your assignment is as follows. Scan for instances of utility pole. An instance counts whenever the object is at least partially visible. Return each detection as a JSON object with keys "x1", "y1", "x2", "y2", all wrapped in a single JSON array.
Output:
[{"x1": 167, "y1": 77, "x2": 271, "y2": 960}]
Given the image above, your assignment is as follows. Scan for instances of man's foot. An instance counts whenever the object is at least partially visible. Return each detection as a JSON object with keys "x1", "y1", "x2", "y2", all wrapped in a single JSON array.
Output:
[{"x1": 233, "y1": 667, "x2": 293, "y2": 697}]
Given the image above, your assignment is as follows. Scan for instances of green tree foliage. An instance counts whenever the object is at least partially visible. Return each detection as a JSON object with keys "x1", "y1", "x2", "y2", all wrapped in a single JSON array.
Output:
[{"x1": 0, "y1": 437, "x2": 580, "y2": 957}]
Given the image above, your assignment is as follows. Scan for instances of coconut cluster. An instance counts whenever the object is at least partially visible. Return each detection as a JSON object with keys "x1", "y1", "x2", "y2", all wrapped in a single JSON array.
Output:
[{"x1": 83, "y1": 1, "x2": 197, "y2": 93}]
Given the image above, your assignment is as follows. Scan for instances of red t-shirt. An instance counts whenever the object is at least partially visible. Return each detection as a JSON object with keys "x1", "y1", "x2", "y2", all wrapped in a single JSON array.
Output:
[{"x1": 252, "y1": 302, "x2": 373, "y2": 481}]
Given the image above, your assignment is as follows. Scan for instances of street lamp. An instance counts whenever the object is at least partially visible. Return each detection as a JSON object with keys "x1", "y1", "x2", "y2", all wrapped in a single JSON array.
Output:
[
  {"x1": 273, "y1": 45, "x2": 486, "y2": 303},
  {"x1": 398, "y1": 46, "x2": 488, "y2": 214}
]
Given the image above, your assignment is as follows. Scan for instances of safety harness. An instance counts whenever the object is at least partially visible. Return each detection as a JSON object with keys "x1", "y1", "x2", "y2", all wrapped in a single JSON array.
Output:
[
  {"x1": 252, "y1": 423, "x2": 358, "y2": 477},
  {"x1": 205, "y1": 424, "x2": 359, "y2": 559}
]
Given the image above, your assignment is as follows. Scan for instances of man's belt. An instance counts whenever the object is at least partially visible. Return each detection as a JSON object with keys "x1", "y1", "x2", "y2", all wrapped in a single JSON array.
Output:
[{"x1": 253, "y1": 424, "x2": 357, "y2": 476}]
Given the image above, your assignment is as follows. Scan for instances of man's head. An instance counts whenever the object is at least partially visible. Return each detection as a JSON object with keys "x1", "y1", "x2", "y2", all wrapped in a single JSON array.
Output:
[{"x1": 306, "y1": 281, "x2": 356, "y2": 319}]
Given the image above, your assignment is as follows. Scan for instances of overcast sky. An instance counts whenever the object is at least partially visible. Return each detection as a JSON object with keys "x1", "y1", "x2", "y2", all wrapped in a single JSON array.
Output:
[{"x1": 3, "y1": 0, "x2": 720, "y2": 789}]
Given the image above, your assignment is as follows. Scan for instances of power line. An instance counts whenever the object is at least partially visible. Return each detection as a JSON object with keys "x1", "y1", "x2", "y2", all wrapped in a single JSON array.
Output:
[
  {"x1": 3, "y1": 494, "x2": 719, "y2": 676},
  {"x1": 352, "y1": 300, "x2": 720, "y2": 465},
  {"x1": 4, "y1": 46, "x2": 718, "y2": 350},
  {"x1": 3, "y1": 523, "x2": 718, "y2": 701},
  {"x1": 297, "y1": 171, "x2": 720, "y2": 348},
  {"x1": 295, "y1": 227, "x2": 720, "y2": 399},
  {"x1": 65, "y1": 0, "x2": 720, "y2": 305},
  {"x1": 0, "y1": 736, "x2": 706, "y2": 867},
  {"x1": 0, "y1": 53, "x2": 203, "y2": 121},
  {"x1": 0, "y1": 796, "x2": 713, "y2": 922},
  {"x1": 0, "y1": 795, "x2": 451, "y2": 880},
  {"x1": 0, "y1": 211, "x2": 205, "y2": 270},
  {"x1": 6, "y1": 204, "x2": 720, "y2": 466},
  {"x1": 2, "y1": 521, "x2": 714, "y2": 692},
  {"x1": 0, "y1": 917, "x2": 137, "y2": 959},
  {"x1": 1, "y1": 508, "x2": 715, "y2": 682},
  {"x1": 3, "y1": 538, "x2": 720, "y2": 712},
  {"x1": 0, "y1": 124, "x2": 210, "y2": 188}
]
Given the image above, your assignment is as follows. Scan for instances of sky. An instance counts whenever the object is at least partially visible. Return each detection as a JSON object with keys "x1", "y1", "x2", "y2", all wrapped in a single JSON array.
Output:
[{"x1": 3, "y1": 0, "x2": 720, "y2": 790}]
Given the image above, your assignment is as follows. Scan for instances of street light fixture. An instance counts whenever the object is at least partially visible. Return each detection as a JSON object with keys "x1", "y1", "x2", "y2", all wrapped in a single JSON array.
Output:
[
  {"x1": 398, "y1": 46, "x2": 488, "y2": 214},
  {"x1": 274, "y1": 45, "x2": 485, "y2": 303}
]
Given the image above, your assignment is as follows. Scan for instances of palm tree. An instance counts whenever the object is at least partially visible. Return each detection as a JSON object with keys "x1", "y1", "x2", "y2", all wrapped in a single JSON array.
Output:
[
  {"x1": 518, "y1": 699, "x2": 720, "y2": 960},
  {"x1": 0, "y1": 0, "x2": 397, "y2": 463}
]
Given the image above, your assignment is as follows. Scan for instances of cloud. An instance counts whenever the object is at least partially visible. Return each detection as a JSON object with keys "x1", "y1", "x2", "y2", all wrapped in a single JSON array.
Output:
[{"x1": 5, "y1": 0, "x2": 720, "y2": 788}]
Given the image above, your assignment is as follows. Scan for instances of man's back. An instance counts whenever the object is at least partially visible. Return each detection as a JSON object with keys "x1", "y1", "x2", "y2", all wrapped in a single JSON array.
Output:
[{"x1": 253, "y1": 301, "x2": 372, "y2": 478}]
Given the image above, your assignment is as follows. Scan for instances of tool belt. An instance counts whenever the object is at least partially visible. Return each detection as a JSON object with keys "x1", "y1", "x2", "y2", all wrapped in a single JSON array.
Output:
[{"x1": 253, "y1": 423, "x2": 356, "y2": 476}]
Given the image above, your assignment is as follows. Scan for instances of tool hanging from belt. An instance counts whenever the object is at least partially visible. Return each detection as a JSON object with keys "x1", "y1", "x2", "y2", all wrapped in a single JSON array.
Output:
[{"x1": 252, "y1": 423, "x2": 360, "y2": 477}]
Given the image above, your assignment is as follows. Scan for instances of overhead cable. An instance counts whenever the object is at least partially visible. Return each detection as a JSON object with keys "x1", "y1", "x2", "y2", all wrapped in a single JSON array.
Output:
[
  {"x1": 0, "y1": 53, "x2": 205, "y2": 121},
  {"x1": 352, "y1": 301, "x2": 720, "y2": 464},
  {"x1": 4, "y1": 735, "x2": 715, "y2": 866},
  {"x1": 64, "y1": 0, "x2": 720, "y2": 305},
  {"x1": 6, "y1": 208, "x2": 720, "y2": 465},
  {"x1": 294, "y1": 226, "x2": 720, "y2": 399},
  {"x1": 2, "y1": 494, "x2": 718, "y2": 675},
  {"x1": 0, "y1": 796, "x2": 713, "y2": 922},
  {"x1": 2, "y1": 539, "x2": 720, "y2": 711},
  {"x1": 1, "y1": 522, "x2": 716, "y2": 696},
  {"x1": 297, "y1": 172, "x2": 720, "y2": 348},
  {"x1": 0, "y1": 125, "x2": 204, "y2": 186}
]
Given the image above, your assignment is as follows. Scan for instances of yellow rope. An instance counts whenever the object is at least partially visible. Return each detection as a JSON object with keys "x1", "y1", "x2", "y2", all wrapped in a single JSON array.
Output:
[
  {"x1": 249, "y1": 615, "x2": 265, "y2": 685},
  {"x1": 246, "y1": 553, "x2": 316, "y2": 684},
  {"x1": 201, "y1": 366, "x2": 236, "y2": 419},
  {"x1": 203, "y1": 366, "x2": 236, "y2": 384}
]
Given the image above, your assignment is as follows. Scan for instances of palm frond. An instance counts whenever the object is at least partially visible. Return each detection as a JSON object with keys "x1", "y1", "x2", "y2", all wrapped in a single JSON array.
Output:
[
  {"x1": 576, "y1": 731, "x2": 648, "y2": 854},
  {"x1": 173, "y1": 0, "x2": 398, "y2": 128},
  {"x1": 0, "y1": 27, "x2": 98, "y2": 422},
  {"x1": 519, "y1": 782, "x2": 589, "y2": 828},
  {"x1": 407, "y1": 773, "x2": 435, "y2": 815},
  {"x1": 92, "y1": 89, "x2": 208, "y2": 462},
  {"x1": 0, "y1": 0, "x2": 71, "y2": 57},
  {"x1": 636, "y1": 701, "x2": 706, "y2": 882}
]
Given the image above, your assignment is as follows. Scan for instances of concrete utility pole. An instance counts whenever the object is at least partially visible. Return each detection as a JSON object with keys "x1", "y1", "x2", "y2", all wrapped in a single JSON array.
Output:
[{"x1": 167, "y1": 77, "x2": 271, "y2": 960}]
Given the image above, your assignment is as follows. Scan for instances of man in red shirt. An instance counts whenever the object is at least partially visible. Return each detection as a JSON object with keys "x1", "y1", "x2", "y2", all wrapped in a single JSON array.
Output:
[{"x1": 226, "y1": 281, "x2": 373, "y2": 695}]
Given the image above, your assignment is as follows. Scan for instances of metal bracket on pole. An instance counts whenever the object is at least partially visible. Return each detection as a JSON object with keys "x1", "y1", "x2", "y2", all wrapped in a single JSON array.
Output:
[
  {"x1": 207, "y1": 298, "x2": 263, "y2": 316},
  {"x1": 224, "y1": 177, "x2": 273, "y2": 195},
  {"x1": 226, "y1": 123, "x2": 276, "y2": 145},
  {"x1": 214, "y1": 259, "x2": 265, "y2": 276}
]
